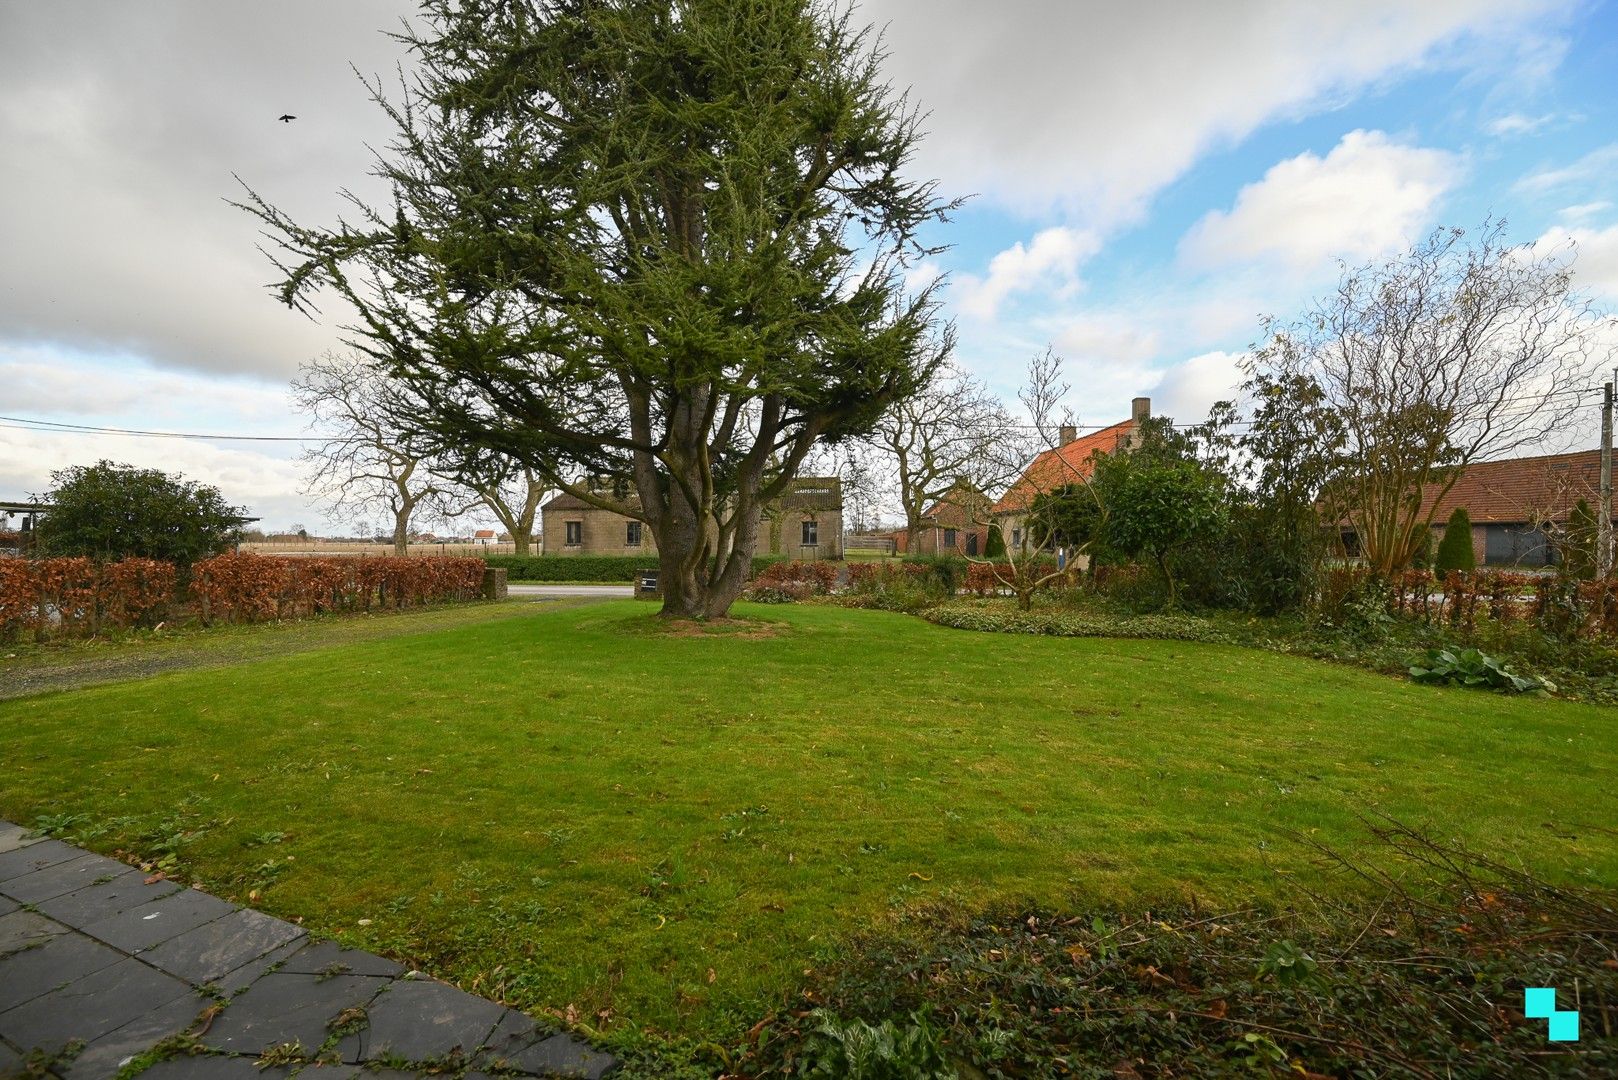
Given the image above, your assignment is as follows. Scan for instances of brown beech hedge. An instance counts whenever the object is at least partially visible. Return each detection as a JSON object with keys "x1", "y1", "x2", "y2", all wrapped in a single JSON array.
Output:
[{"x1": 1, "y1": 554, "x2": 487, "y2": 641}]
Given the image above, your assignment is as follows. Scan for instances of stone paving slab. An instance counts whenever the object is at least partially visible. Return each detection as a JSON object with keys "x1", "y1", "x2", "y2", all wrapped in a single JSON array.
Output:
[
  {"x1": 0, "y1": 956, "x2": 193, "y2": 1050},
  {"x1": 139, "y1": 1058, "x2": 292, "y2": 1080},
  {"x1": 0, "y1": 852, "x2": 132, "y2": 905},
  {"x1": 0, "y1": 822, "x2": 43, "y2": 855},
  {"x1": 35, "y1": 871, "x2": 183, "y2": 926},
  {"x1": 0, "y1": 909, "x2": 68, "y2": 957},
  {"x1": 355, "y1": 978, "x2": 507, "y2": 1063},
  {"x1": 0, "y1": 931, "x2": 126, "y2": 1013},
  {"x1": 0, "y1": 822, "x2": 616, "y2": 1079},
  {"x1": 203, "y1": 971, "x2": 391, "y2": 1058},
  {"x1": 140, "y1": 908, "x2": 306, "y2": 985},
  {"x1": 0, "y1": 838, "x2": 83, "y2": 883},
  {"x1": 79, "y1": 888, "x2": 238, "y2": 954},
  {"x1": 59, "y1": 995, "x2": 205, "y2": 1080},
  {"x1": 272, "y1": 937, "x2": 404, "y2": 979}
]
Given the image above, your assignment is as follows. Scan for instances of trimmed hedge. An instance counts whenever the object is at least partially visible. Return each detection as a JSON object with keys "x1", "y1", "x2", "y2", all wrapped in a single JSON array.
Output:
[
  {"x1": 924, "y1": 600, "x2": 1231, "y2": 644},
  {"x1": 192, "y1": 554, "x2": 485, "y2": 624},
  {"x1": 1, "y1": 556, "x2": 175, "y2": 641},
  {"x1": 484, "y1": 553, "x2": 783, "y2": 582}
]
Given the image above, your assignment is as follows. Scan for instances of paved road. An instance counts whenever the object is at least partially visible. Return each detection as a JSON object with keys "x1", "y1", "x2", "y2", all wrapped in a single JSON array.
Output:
[
  {"x1": 508, "y1": 584, "x2": 633, "y2": 599},
  {"x1": 0, "y1": 822, "x2": 615, "y2": 1079}
]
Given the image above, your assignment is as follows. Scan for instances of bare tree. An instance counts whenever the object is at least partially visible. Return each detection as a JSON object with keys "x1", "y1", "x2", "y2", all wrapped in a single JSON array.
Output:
[
  {"x1": 868, "y1": 363, "x2": 1034, "y2": 551},
  {"x1": 1256, "y1": 220, "x2": 1611, "y2": 577},
  {"x1": 293, "y1": 353, "x2": 442, "y2": 555},
  {"x1": 805, "y1": 441, "x2": 889, "y2": 537},
  {"x1": 433, "y1": 457, "x2": 551, "y2": 556},
  {"x1": 973, "y1": 350, "x2": 1095, "y2": 609}
]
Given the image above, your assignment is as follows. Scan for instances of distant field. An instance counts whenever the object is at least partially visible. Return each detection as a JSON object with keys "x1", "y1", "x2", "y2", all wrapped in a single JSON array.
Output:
[
  {"x1": 240, "y1": 541, "x2": 519, "y2": 557},
  {"x1": 3, "y1": 600, "x2": 1613, "y2": 1043}
]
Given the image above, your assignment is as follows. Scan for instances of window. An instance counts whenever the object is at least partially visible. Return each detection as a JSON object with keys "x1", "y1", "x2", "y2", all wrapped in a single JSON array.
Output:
[
  {"x1": 565, "y1": 520, "x2": 582, "y2": 546},
  {"x1": 626, "y1": 521, "x2": 642, "y2": 546},
  {"x1": 943, "y1": 528, "x2": 958, "y2": 549},
  {"x1": 801, "y1": 519, "x2": 818, "y2": 546},
  {"x1": 1011, "y1": 527, "x2": 1022, "y2": 550}
]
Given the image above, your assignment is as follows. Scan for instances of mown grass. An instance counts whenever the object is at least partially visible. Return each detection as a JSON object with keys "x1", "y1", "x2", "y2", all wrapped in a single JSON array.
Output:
[{"x1": 1, "y1": 601, "x2": 1614, "y2": 1046}]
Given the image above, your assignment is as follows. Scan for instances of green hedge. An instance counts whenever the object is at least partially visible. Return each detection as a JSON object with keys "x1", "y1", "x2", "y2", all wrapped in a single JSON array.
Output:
[
  {"x1": 925, "y1": 601, "x2": 1231, "y2": 644},
  {"x1": 901, "y1": 554, "x2": 970, "y2": 594},
  {"x1": 482, "y1": 553, "x2": 783, "y2": 582}
]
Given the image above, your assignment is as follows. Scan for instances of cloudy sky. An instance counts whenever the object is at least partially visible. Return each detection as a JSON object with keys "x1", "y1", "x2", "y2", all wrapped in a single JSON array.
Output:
[{"x1": 3, "y1": 1, "x2": 1617, "y2": 531}]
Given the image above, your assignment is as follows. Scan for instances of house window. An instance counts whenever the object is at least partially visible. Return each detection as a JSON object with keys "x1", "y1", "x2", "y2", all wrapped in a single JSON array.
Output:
[
  {"x1": 1011, "y1": 527, "x2": 1023, "y2": 550},
  {"x1": 801, "y1": 519, "x2": 818, "y2": 546},
  {"x1": 943, "y1": 528, "x2": 958, "y2": 549},
  {"x1": 626, "y1": 521, "x2": 642, "y2": 547},
  {"x1": 565, "y1": 520, "x2": 582, "y2": 546}
]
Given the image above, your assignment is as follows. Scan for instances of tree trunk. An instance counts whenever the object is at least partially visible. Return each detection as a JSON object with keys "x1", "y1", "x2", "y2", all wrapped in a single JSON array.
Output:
[
  {"x1": 512, "y1": 534, "x2": 531, "y2": 556},
  {"x1": 392, "y1": 506, "x2": 411, "y2": 556}
]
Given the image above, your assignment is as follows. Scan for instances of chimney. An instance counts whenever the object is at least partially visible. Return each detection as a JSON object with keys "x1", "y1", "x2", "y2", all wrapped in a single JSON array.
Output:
[
  {"x1": 1131, "y1": 396, "x2": 1151, "y2": 424},
  {"x1": 1058, "y1": 423, "x2": 1076, "y2": 445}
]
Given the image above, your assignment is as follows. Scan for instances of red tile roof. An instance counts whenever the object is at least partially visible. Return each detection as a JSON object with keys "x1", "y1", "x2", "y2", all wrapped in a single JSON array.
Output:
[
  {"x1": 1419, "y1": 449, "x2": 1603, "y2": 525},
  {"x1": 992, "y1": 420, "x2": 1135, "y2": 513},
  {"x1": 921, "y1": 485, "x2": 992, "y2": 527}
]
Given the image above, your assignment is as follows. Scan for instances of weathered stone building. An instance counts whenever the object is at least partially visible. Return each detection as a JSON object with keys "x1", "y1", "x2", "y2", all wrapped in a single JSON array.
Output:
[{"x1": 541, "y1": 477, "x2": 843, "y2": 560}]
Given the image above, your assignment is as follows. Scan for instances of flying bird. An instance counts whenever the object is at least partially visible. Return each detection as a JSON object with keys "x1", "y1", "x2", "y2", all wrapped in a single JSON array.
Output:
[{"x1": 277, "y1": 114, "x2": 297, "y2": 123}]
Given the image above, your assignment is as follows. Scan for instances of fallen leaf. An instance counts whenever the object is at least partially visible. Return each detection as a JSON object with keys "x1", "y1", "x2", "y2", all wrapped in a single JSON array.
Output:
[{"x1": 706, "y1": 967, "x2": 717, "y2": 984}]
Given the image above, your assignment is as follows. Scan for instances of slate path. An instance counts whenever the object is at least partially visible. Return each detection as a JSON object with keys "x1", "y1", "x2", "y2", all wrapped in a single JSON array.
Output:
[{"x1": 0, "y1": 822, "x2": 615, "y2": 1080}]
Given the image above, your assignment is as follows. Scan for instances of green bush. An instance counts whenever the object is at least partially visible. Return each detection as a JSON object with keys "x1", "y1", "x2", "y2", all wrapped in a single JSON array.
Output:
[
  {"x1": 1433, "y1": 508, "x2": 1475, "y2": 573},
  {"x1": 36, "y1": 460, "x2": 248, "y2": 567},
  {"x1": 483, "y1": 554, "x2": 782, "y2": 582},
  {"x1": 901, "y1": 555, "x2": 967, "y2": 595},
  {"x1": 983, "y1": 523, "x2": 1005, "y2": 559}
]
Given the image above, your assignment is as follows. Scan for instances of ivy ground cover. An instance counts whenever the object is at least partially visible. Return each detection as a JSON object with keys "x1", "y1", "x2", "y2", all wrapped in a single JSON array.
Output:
[{"x1": 1, "y1": 601, "x2": 1613, "y2": 1046}]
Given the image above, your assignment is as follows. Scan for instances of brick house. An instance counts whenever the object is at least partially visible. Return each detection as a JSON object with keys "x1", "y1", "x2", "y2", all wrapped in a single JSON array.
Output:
[
  {"x1": 991, "y1": 397, "x2": 1152, "y2": 555},
  {"x1": 1343, "y1": 449, "x2": 1612, "y2": 568},
  {"x1": 541, "y1": 477, "x2": 843, "y2": 559},
  {"x1": 908, "y1": 482, "x2": 993, "y2": 556}
]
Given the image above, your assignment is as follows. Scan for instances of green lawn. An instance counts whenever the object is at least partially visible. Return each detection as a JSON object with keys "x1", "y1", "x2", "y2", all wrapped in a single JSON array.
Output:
[{"x1": 2, "y1": 601, "x2": 1614, "y2": 1044}]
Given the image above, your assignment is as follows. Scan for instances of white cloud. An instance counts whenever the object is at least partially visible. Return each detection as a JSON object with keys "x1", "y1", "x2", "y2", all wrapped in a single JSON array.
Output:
[
  {"x1": 1147, "y1": 351, "x2": 1247, "y2": 422},
  {"x1": 0, "y1": 1, "x2": 408, "y2": 379},
  {"x1": 1178, "y1": 130, "x2": 1460, "y2": 271},
  {"x1": 1514, "y1": 142, "x2": 1618, "y2": 195},
  {"x1": 1534, "y1": 222, "x2": 1618, "y2": 301},
  {"x1": 0, "y1": 427, "x2": 311, "y2": 530},
  {"x1": 0, "y1": 343, "x2": 292, "y2": 422},
  {"x1": 864, "y1": 0, "x2": 1569, "y2": 223},
  {"x1": 952, "y1": 227, "x2": 1099, "y2": 320},
  {"x1": 1052, "y1": 313, "x2": 1161, "y2": 366},
  {"x1": 1558, "y1": 201, "x2": 1613, "y2": 222},
  {"x1": 1484, "y1": 111, "x2": 1555, "y2": 136}
]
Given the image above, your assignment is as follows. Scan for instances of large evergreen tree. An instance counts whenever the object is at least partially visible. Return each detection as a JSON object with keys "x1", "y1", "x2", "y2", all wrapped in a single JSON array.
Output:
[{"x1": 241, "y1": 0, "x2": 953, "y2": 618}]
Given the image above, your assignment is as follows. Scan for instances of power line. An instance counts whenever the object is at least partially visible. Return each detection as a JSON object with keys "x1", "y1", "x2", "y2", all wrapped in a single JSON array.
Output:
[
  {"x1": 0, "y1": 416, "x2": 315, "y2": 442},
  {"x1": 1, "y1": 384, "x2": 1606, "y2": 444}
]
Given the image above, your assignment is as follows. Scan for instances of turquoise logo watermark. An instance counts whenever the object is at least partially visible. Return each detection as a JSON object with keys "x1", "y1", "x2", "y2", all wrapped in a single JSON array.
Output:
[{"x1": 1524, "y1": 987, "x2": 1579, "y2": 1041}]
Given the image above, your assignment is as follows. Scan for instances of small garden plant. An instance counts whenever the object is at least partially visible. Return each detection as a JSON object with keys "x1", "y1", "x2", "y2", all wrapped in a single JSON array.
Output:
[{"x1": 1409, "y1": 646, "x2": 1553, "y2": 694}]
